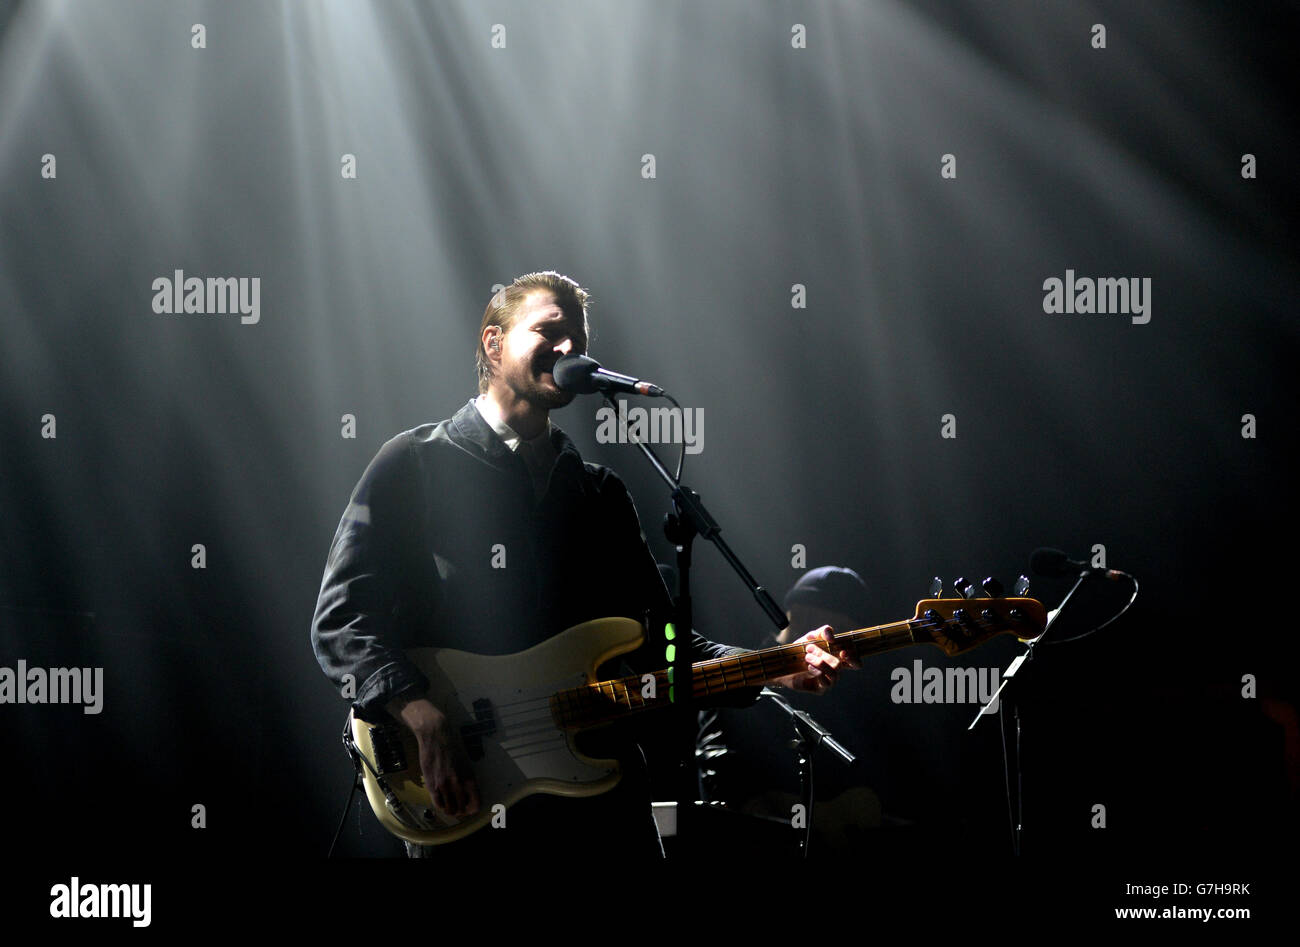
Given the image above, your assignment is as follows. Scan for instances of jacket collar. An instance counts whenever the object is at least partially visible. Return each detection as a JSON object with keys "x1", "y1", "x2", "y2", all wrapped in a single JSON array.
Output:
[{"x1": 449, "y1": 398, "x2": 584, "y2": 473}]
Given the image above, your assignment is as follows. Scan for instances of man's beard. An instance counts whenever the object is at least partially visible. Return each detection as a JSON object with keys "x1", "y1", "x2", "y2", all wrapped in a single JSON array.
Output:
[{"x1": 507, "y1": 359, "x2": 574, "y2": 409}]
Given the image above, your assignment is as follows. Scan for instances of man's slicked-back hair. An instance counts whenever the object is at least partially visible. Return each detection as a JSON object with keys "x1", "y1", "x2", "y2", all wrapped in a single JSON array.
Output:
[{"x1": 476, "y1": 271, "x2": 592, "y2": 393}]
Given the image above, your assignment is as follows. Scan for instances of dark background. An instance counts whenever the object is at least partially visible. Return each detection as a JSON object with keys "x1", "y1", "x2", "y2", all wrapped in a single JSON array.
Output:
[{"x1": 1, "y1": 0, "x2": 1295, "y2": 922}]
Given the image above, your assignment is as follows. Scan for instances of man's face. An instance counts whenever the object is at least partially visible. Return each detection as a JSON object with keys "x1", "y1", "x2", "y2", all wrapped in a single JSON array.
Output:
[{"x1": 493, "y1": 291, "x2": 588, "y2": 409}]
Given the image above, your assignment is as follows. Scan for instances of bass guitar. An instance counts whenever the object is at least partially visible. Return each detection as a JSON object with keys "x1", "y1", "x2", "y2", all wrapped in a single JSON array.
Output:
[{"x1": 345, "y1": 595, "x2": 1046, "y2": 844}]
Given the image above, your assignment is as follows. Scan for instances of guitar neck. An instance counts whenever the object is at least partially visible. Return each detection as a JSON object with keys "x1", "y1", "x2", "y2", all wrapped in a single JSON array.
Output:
[
  {"x1": 699, "y1": 619, "x2": 918, "y2": 693},
  {"x1": 554, "y1": 619, "x2": 919, "y2": 730}
]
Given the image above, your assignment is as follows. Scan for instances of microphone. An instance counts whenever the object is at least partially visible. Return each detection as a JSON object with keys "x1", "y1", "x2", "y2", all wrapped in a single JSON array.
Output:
[
  {"x1": 552, "y1": 354, "x2": 665, "y2": 397},
  {"x1": 1030, "y1": 547, "x2": 1125, "y2": 581}
]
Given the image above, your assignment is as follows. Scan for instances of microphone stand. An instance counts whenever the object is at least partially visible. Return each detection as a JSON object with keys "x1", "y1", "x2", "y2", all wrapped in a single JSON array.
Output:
[
  {"x1": 758, "y1": 687, "x2": 856, "y2": 858},
  {"x1": 600, "y1": 394, "x2": 788, "y2": 859},
  {"x1": 967, "y1": 568, "x2": 1091, "y2": 855}
]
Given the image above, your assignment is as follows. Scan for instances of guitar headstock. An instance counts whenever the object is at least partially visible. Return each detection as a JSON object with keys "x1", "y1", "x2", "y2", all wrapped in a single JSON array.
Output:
[{"x1": 910, "y1": 596, "x2": 1047, "y2": 657}]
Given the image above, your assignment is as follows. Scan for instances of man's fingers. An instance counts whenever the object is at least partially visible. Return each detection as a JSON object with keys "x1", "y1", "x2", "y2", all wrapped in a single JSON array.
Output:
[
  {"x1": 779, "y1": 625, "x2": 861, "y2": 693},
  {"x1": 421, "y1": 740, "x2": 470, "y2": 817},
  {"x1": 799, "y1": 626, "x2": 829, "y2": 650},
  {"x1": 453, "y1": 760, "x2": 481, "y2": 816},
  {"x1": 806, "y1": 644, "x2": 841, "y2": 673},
  {"x1": 420, "y1": 750, "x2": 444, "y2": 811},
  {"x1": 432, "y1": 777, "x2": 457, "y2": 816},
  {"x1": 448, "y1": 777, "x2": 467, "y2": 817},
  {"x1": 804, "y1": 644, "x2": 839, "y2": 691},
  {"x1": 802, "y1": 625, "x2": 861, "y2": 673},
  {"x1": 439, "y1": 756, "x2": 483, "y2": 818}
]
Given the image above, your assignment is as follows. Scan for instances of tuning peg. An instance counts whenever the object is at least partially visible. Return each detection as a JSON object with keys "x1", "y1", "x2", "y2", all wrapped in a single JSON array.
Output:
[
  {"x1": 952, "y1": 577, "x2": 968, "y2": 599},
  {"x1": 1012, "y1": 575, "x2": 1030, "y2": 596},
  {"x1": 981, "y1": 576, "x2": 1004, "y2": 598},
  {"x1": 928, "y1": 576, "x2": 943, "y2": 597}
]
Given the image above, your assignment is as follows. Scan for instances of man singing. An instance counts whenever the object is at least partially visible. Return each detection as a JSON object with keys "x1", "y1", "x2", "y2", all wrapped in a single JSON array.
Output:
[{"x1": 312, "y1": 270, "x2": 853, "y2": 859}]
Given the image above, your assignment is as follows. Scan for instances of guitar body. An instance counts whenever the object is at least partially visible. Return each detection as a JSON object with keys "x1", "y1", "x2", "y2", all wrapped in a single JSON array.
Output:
[
  {"x1": 348, "y1": 616, "x2": 646, "y2": 845},
  {"x1": 343, "y1": 595, "x2": 1047, "y2": 848}
]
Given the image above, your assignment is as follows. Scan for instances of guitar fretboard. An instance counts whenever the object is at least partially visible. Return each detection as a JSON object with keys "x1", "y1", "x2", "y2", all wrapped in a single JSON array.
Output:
[{"x1": 551, "y1": 618, "x2": 920, "y2": 730}]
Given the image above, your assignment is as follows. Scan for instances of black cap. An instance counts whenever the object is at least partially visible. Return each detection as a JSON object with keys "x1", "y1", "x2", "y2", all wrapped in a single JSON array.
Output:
[{"x1": 783, "y1": 566, "x2": 871, "y2": 625}]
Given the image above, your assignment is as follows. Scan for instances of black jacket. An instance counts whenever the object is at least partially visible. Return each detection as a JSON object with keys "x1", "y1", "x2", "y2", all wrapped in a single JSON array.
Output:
[{"x1": 311, "y1": 399, "x2": 748, "y2": 718}]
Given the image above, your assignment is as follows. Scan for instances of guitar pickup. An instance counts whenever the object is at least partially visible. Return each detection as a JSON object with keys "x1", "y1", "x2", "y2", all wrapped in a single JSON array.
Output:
[
  {"x1": 367, "y1": 724, "x2": 409, "y2": 776},
  {"x1": 459, "y1": 698, "x2": 497, "y2": 762}
]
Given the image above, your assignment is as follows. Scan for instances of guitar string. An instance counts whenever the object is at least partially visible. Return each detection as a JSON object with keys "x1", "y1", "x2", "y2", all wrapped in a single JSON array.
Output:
[
  {"x1": 486, "y1": 668, "x2": 784, "y2": 732},
  {"x1": 491, "y1": 641, "x2": 914, "y2": 751},
  {"x1": 479, "y1": 621, "x2": 935, "y2": 722},
  {"x1": 446, "y1": 618, "x2": 1016, "y2": 741},
  {"x1": 433, "y1": 645, "x2": 982, "y2": 755},
  {"x1": 487, "y1": 658, "x2": 843, "y2": 742},
  {"x1": 481, "y1": 624, "x2": 916, "y2": 718},
  {"x1": 391, "y1": 617, "x2": 1036, "y2": 791},
  {"x1": 467, "y1": 621, "x2": 968, "y2": 735},
  {"x1": 483, "y1": 663, "x2": 784, "y2": 723}
]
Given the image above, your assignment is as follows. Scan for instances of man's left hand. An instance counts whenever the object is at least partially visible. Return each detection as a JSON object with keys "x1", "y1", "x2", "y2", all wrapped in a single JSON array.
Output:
[{"x1": 772, "y1": 625, "x2": 861, "y2": 694}]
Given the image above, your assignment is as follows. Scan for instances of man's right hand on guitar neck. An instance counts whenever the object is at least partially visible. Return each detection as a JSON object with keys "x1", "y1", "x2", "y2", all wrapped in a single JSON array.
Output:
[{"x1": 386, "y1": 696, "x2": 481, "y2": 819}]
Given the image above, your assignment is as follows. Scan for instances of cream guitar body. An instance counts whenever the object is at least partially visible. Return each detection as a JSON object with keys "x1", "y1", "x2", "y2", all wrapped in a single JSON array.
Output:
[
  {"x1": 343, "y1": 597, "x2": 1047, "y2": 847},
  {"x1": 347, "y1": 617, "x2": 645, "y2": 845}
]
